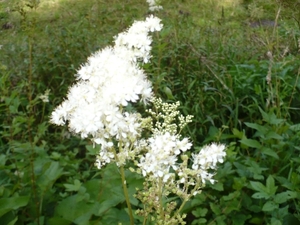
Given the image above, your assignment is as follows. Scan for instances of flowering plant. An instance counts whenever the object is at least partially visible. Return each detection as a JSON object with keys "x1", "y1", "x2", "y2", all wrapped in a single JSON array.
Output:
[{"x1": 51, "y1": 5, "x2": 226, "y2": 224}]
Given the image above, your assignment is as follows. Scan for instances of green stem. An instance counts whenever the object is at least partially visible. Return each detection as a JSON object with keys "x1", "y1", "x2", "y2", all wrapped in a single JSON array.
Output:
[
  {"x1": 158, "y1": 178, "x2": 164, "y2": 220},
  {"x1": 143, "y1": 216, "x2": 147, "y2": 225},
  {"x1": 173, "y1": 182, "x2": 200, "y2": 219},
  {"x1": 175, "y1": 198, "x2": 188, "y2": 216},
  {"x1": 28, "y1": 33, "x2": 40, "y2": 225},
  {"x1": 111, "y1": 143, "x2": 134, "y2": 224},
  {"x1": 120, "y1": 165, "x2": 134, "y2": 225}
]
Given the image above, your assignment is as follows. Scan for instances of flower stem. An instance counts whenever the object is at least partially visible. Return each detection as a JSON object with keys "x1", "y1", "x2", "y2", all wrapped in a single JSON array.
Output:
[
  {"x1": 158, "y1": 178, "x2": 164, "y2": 220},
  {"x1": 120, "y1": 165, "x2": 134, "y2": 225}
]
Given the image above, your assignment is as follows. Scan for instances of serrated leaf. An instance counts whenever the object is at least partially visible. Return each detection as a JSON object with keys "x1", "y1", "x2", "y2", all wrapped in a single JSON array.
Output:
[
  {"x1": 232, "y1": 214, "x2": 251, "y2": 225},
  {"x1": 274, "y1": 191, "x2": 297, "y2": 204},
  {"x1": 290, "y1": 124, "x2": 300, "y2": 131},
  {"x1": 64, "y1": 180, "x2": 82, "y2": 192},
  {"x1": 261, "y1": 147, "x2": 279, "y2": 159},
  {"x1": 211, "y1": 182, "x2": 223, "y2": 191},
  {"x1": 233, "y1": 177, "x2": 247, "y2": 190},
  {"x1": 232, "y1": 128, "x2": 244, "y2": 139},
  {"x1": 216, "y1": 215, "x2": 226, "y2": 225},
  {"x1": 240, "y1": 138, "x2": 261, "y2": 148},
  {"x1": 210, "y1": 203, "x2": 221, "y2": 215},
  {"x1": 222, "y1": 191, "x2": 240, "y2": 201},
  {"x1": 266, "y1": 175, "x2": 277, "y2": 195},
  {"x1": 192, "y1": 218, "x2": 207, "y2": 225},
  {"x1": 262, "y1": 201, "x2": 278, "y2": 211},
  {"x1": 250, "y1": 181, "x2": 267, "y2": 193},
  {"x1": 265, "y1": 131, "x2": 283, "y2": 140},
  {"x1": 259, "y1": 107, "x2": 285, "y2": 125},
  {"x1": 258, "y1": 107, "x2": 270, "y2": 123},
  {"x1": 85, "y1": 145, "x2": 99, "y2": 155},
  {"x1": 244, "y1": 122, "x2": 268, "y2": 134},
  {"x1": 252, "y1": 192, "x2": 270, "y2": 199},
  {"x1": 192, "y1": 208, "x2": 208, "y2": 217}
]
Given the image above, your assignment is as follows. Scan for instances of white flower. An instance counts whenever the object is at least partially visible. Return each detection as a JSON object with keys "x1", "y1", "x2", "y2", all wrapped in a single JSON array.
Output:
[
  {"x1": 138, "y1": 132, "x2": 192, "y2": 182},
  {"x1": 146, "y1": 0, "x2": 163, "y2": 11},
  {"x1": 192, "y1": 143, "x2": 226, "y2": 183},
  {"x1": 39, "y1": 89, "x2": 50, "y2": 103},
  {"x1": 51, "y1": 16, "x2": 163, "y2": 168},
  {"x1": 95, "y1": 150, "x2": 115, "y2": 169},
  {"x1": 50, "y1": 101, "x2": 73, "y2": 125},
  {"x1": 145, "y1": 15, "x2": 163, "y2": 32}
]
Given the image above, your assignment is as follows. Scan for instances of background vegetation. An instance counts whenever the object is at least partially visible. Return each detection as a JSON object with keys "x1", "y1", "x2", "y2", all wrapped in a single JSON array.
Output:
[{"x1": 1, "y1": 0, "x2": 300, "y2": 224}]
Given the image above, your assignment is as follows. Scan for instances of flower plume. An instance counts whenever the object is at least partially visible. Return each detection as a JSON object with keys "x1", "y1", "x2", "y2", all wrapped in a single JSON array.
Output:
[{"x1": 51, "y1": 16, "x2": 162, "y2": 151}]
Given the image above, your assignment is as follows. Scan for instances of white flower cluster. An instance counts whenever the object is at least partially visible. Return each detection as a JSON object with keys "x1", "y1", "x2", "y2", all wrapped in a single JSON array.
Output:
[
  {"x1": 39, "y1": 89, "x2": 50, "y2": 103},
  {"x1": 138, "y1": 132, "x2": 192, "y2": 182},
  {"x1": 135, "y1": 99, "x2": 225, "y2": 186},
  {"x1": 192, "y1": 143, "x2": 226, "y2": 184},
  {"x1": 51, "y1": 16, "x2": 163, "y2": 168},
  {"x1": 146, "y1": 0, "x2": 163, "y2": 11}
]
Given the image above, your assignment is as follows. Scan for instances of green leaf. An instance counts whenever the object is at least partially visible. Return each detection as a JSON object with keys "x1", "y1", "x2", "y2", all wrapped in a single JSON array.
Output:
[
  {"x1": 222, "y1": 191, "x2": 240, "y2": 201},
  {"x1": 192, "y1": 218, "x2": 207, "y2": 225},
  {"x1": 94, "y1": 164, "x2": 125, "y2": 216},
  {"x1": 265, "y1": 131, "x2": 283, "y2": 140},
  {"x1": 83, "y1": 179, "x2": 101, "y2": 201},
  {"x1": 232, "y1": 214, "x2": 251, "y2": 225},
  {"x1": 0, "y1": 196, "x2": 30, "y2": 217},
  {"x1": 250, "y1": 181, "x2": 267, "y2": 193},
  {"x1": 232, "y1": 128, "x2": 245, "y2": 139},
  {"x1": 85, "y1": 145, "x2": 99, "y2": 156},
  {"x1": 290, "y1": 124, "x2": 300, "y2": 131},
  {"x1": 0, "y1": 212, "x2": 18, "y2": 225},
  {"x1": 211, "y1": 182, "x2": 223, "y2": 191},
  {"x1": 54, "y1": 195, "x2": 98, "y2": 225},
  {"x1": 261, "y1": 147, "x2": 279, "y2": 159},
  {"x1": 164, "y1": 86, "x2": 174, "y2": 100},
  {"x1": 266, "y1": 175, "x2": 277, "y2": 195},
  {"x1": 64, "y1": 180, "x2": 82, "y2": 192},
  {"x1": 192, "y1": 208, "x2": 208, "y2": 217},
  {"x1": 37, "y1": 161, "x2": 64, "y2": 192},
  {"x1": 240, "y1": 138, "x2": 261, "y2": 148},
  {"x1": 274, "y1": 191, "x2": 297, "y2": 204},
  {"x1": 262, "y1": 201, "x2": 278, "y2": 211},
  {"x1": 7, "y1": 217, "x2": 18, "y2": 225},
  {"x1": 0, "y1": 155, "x2": 6, "y2": 167},
  {"x1": 233, "y1": 177, "x2": 247, "y2": 190},
  {"x1": 244, "y1": 122, "x2": 268, "y2": 134},
  {"x1": 48, "y1": 217, "x2": 72, "y2": 225},
  {"x1": 216, "y1": 215, "x2": 226, "y2": 225},
  {"x1": 100, "y1": 208, "x2": 130, "y2": 225},
  {"x1": 249, "y1": 217, "x2": 264, "y2": 224},
  {"x1": 258, "y1": 107, "x2": 285, "y2": 125},
  {"x1": 210, "y1": 203, "x2": 221, "y2": 215},
  {"x1": 252, "y1": 192, "x2": 271, "y2": 199},
  {"x1": 270, "y1": 217, "x2": 282, "y2": 225}
]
